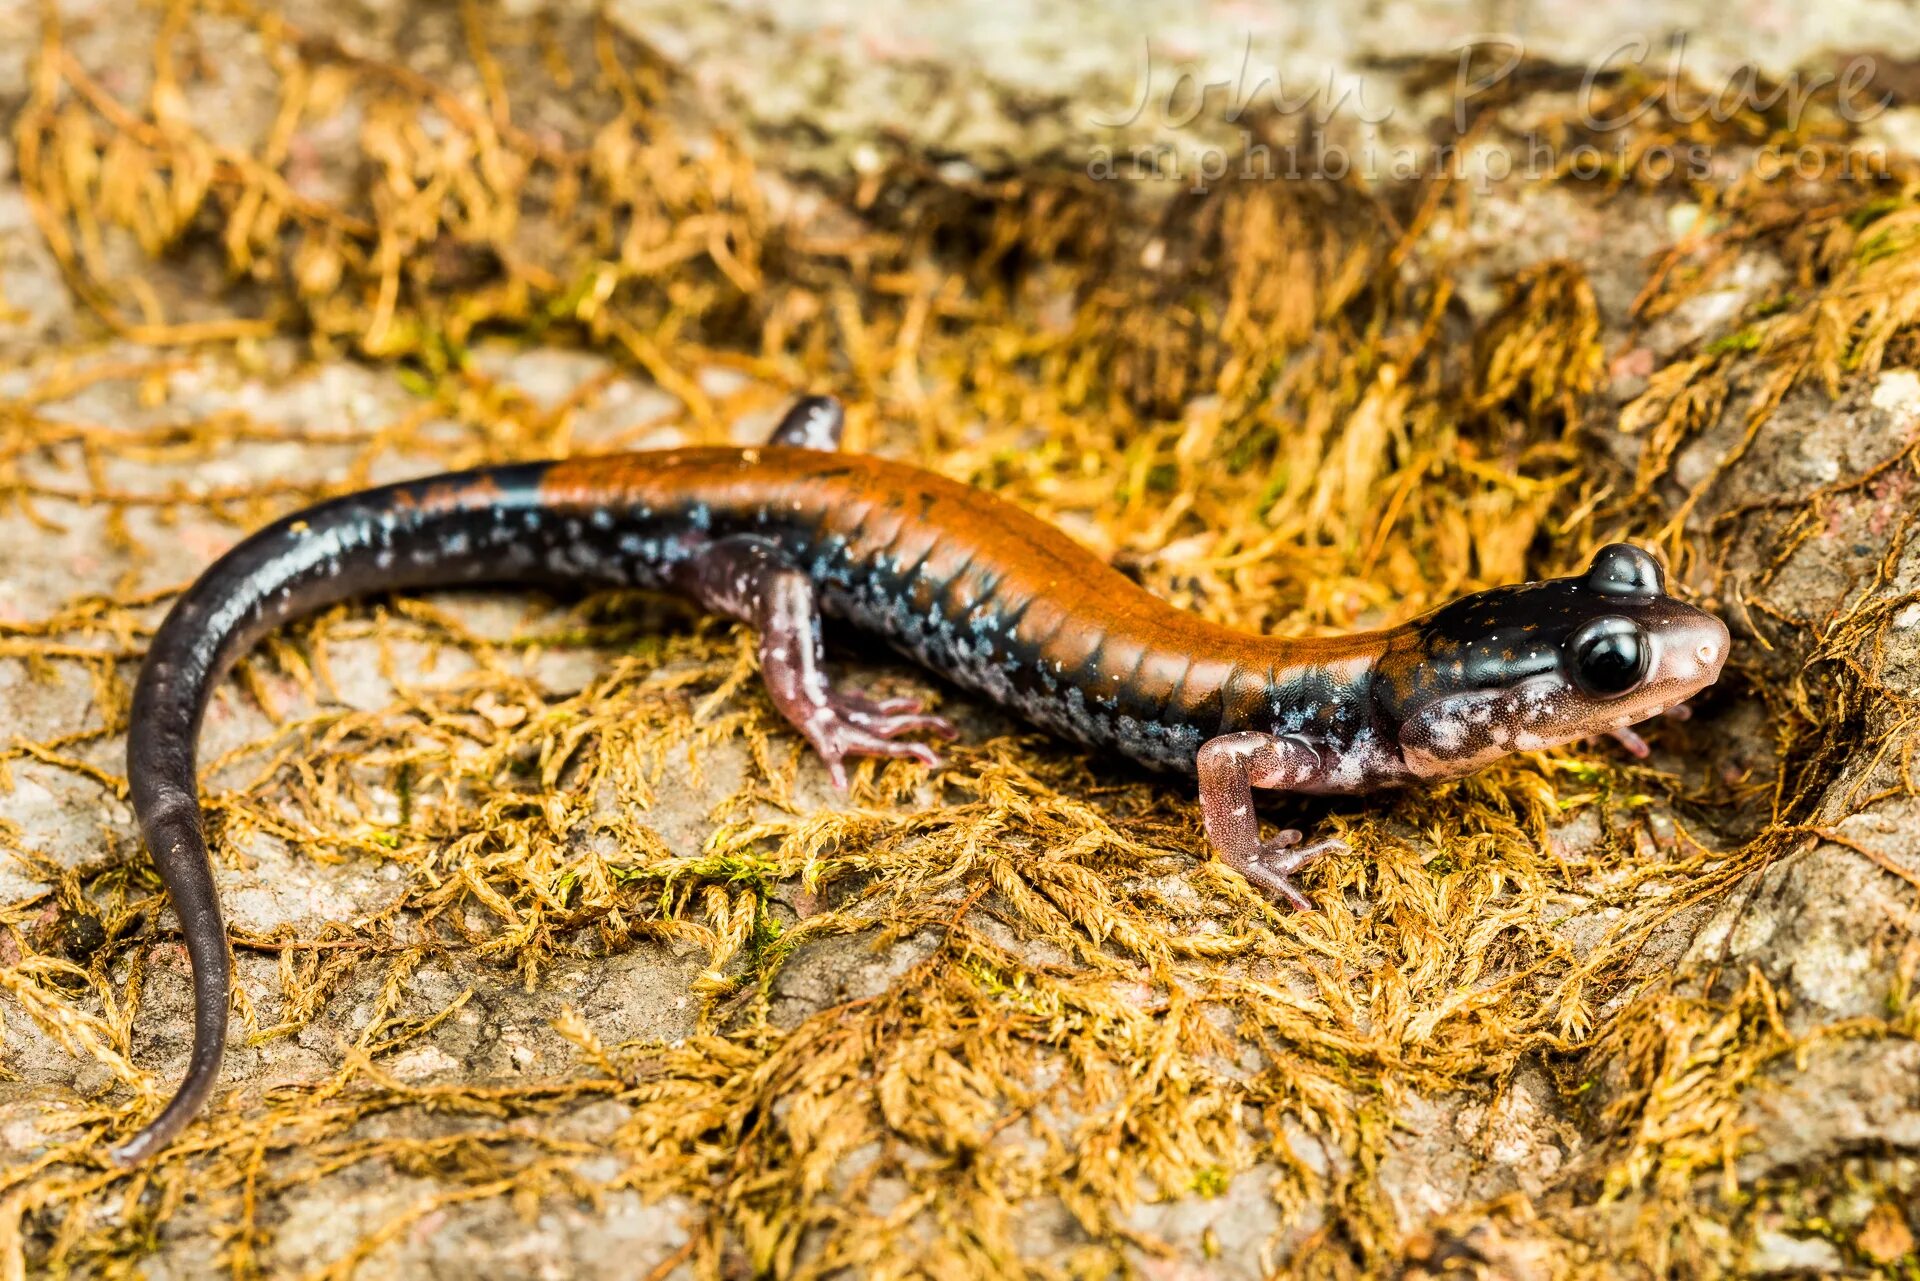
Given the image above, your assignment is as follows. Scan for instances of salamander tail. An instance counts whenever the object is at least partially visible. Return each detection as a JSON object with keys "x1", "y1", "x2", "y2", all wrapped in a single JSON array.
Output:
[
  {"x1": 111, "y1": 461, "x2": 551, "y2": 1161},
  {"x1": 109, "y1": 798, "x2": 231, "y2": 1165}
]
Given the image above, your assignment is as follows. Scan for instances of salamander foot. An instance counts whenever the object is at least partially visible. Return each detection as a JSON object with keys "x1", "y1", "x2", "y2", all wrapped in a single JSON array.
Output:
[
  {"x1": 1608, "y1": 726, "x2": 1651, "y2": 757},
  {"x1": 798, "y1": 690, "x2": 957, "y2": 790},
  {"x1": 670, "y1": 533, "x2": 955, "y2": 787},
  {"x1": 1222, "y1": 831, "x2": 1346, "y2": 912},
  {"x1": 769, "y1": 395, "x2": 846, "y2": 449},
  {"x1": 1606, "y1": 701, "x2": 1693, "y2": 758}
]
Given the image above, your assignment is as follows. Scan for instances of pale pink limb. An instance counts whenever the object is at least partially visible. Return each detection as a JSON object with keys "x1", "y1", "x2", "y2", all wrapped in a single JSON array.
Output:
[
  {"x1": 670, "y1": 535, "x2": 953, "y2": 790},
  {"x1": 1195, "y1": 731, "x2": 1347, "y2": 911}
]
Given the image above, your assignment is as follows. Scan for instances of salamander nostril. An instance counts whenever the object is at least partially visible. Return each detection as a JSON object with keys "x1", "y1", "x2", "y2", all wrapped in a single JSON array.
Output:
[{"x1": 1697, "y1": 642, "x2": 1717, "y2": 664}]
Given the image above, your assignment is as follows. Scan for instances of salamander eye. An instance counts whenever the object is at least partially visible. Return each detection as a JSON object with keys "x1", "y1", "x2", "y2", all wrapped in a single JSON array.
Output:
[
  {"x1": 1586, "y1": 544, "x2": 1664, "y2": 597},
  {"x1": 1570, "y1": 618, "x2": 1648, "y2": 695}
]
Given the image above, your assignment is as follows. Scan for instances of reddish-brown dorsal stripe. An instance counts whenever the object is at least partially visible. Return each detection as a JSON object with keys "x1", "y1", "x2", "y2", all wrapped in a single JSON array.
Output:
[{"x1": 539, "y1": 447, "x2": 1394, "y2": 689}]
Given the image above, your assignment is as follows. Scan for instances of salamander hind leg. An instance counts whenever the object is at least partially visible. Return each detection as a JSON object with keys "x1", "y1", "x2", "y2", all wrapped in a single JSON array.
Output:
[
  {"x1": 672, "y1": 535, "x2": 955, "y2": 788},
  {"x1": 768, "y1": 395, "x2": 846, "y2": 450},
  {"x1": 1195, "y1": 731, "x2": 1348, "y2": 911}
]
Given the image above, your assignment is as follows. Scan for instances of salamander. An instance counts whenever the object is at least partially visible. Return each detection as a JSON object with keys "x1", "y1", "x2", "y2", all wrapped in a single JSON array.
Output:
[{"x1": 108, "y1": 394, "x2": 1729, "y2": 1163}]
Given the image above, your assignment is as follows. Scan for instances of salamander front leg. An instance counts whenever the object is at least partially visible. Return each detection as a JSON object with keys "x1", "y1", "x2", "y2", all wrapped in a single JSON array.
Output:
[
  {"x1": 1195, "y1": 731, "x2": 1348, "y2": 911},
  {"x1": 672, "y1": 534, "x2": 955, "y2": 788},
  {"x1": 768, "y1": 395, "x2": 845, "y2": 450},
  {"x1": 1605, "y1": 702, "x2": 1694, "y2": 758}
]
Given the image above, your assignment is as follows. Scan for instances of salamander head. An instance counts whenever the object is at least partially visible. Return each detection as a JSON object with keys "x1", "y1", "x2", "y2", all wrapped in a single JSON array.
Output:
[{"x1": 1379, "y1": 545, "x2": 1729, "y2": 779}]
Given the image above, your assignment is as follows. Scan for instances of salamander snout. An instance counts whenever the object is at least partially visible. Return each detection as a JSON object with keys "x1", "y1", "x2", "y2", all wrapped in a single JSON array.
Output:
[
  {"x1": 1674, "y1": 610, "x2": 1729, "y2": 686},
  {"x1": 1602, "y1": 599, "x2": 1728, "y2": 712}
]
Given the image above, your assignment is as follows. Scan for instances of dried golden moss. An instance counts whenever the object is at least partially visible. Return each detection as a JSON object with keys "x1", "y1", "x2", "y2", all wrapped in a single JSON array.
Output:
[{"x1": 2, "y1": 4, "x2": 1919, "y2": 1279}]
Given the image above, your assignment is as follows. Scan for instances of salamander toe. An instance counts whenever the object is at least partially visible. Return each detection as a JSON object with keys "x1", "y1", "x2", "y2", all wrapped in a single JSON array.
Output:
[
  {"x1": 1230, "y1": 831, "x2": 1345, "y2": 912},
  {"x1": 801, "y1": 689, "x2": 954, "y2": 789}
]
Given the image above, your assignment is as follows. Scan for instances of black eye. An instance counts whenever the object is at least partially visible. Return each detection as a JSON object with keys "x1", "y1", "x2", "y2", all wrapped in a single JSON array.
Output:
[{"x1": 1571, "y1": 619, "x2": 1648, "y2": 695}]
